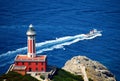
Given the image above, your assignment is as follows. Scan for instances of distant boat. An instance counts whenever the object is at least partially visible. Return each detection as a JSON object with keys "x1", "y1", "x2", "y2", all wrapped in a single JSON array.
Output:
[{"x1": 85, "y1": 29, "x2": 102, "y2": 37}]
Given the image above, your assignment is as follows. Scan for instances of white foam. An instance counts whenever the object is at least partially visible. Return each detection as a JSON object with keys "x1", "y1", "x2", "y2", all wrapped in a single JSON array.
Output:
[
  {"x1": 36, "y1": 33, "x2": 102, "y2": 54},
  {"x1": 0, "y1": 32, "x2": 102, "y2": 58},
  {"x1": 0, "y1": 31, "x2": 102, "y2": 67},
  {"x1": 0, "y1": 47, "x2": 27, "y2": 57}
]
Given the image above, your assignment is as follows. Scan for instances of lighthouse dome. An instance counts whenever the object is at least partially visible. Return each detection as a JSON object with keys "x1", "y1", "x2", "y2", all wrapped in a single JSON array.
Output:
[{"x1": 26, "y1": 24, "x2": 36, "y2": 36}]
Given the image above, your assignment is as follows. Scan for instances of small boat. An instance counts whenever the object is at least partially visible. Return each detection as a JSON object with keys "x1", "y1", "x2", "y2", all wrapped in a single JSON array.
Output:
[{"x1": 85, "y1": 29, "x2": 102, "y2": 37}]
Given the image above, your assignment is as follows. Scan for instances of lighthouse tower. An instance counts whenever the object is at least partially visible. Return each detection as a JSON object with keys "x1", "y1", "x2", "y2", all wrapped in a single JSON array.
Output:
[
  {"x1": 26, "y1": 24, "x2": 36, "y2": 58},
  {"x1": 13, "y1": 24, "x2": 47, "y2": 75}
]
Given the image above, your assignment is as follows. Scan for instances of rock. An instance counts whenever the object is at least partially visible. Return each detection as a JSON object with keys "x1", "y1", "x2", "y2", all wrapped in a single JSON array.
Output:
[{"x1": 62, "y1": 55, "x2": 116, "y2": 81}]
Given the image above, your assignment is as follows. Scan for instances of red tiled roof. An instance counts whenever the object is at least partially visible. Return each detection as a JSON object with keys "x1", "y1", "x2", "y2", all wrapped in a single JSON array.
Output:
[{"x1": 15, "y1": 55, "x2": 47, "y2": 62}]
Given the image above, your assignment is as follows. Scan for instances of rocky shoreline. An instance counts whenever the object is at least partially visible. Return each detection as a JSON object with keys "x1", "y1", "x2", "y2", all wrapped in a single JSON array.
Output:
[{"x1": 62, "y1": 56, "x2": 116, "y2": 81}]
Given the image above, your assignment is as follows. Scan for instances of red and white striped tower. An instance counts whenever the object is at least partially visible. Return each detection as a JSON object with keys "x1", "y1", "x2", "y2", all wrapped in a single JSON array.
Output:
[{"x1": 26, "y1": 24, "x2": 36, "y2": 58}]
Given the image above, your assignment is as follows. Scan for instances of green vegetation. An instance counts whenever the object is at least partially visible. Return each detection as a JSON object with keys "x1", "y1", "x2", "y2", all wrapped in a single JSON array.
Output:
[
  {"x1": 0, "y1": 71, "x2": 39, "y2": 81},
  {"x1": 40, "y1": 75, "x2": 45, "y2": 80},
  {"x1": 52, "y1": 68, "x2": 84, "y2": 81},
  {"x1": 89, "y1": 78, "x2": 94, "y2": 81},
  {"x1": 0, "y1": 69, "x2": 84, "y2": 81}
]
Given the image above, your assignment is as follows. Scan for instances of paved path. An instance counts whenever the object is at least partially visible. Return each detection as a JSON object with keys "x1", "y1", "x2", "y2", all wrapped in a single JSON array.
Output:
[{"x1": 80, "y1": 65, "x2": 89, "y2": 81}]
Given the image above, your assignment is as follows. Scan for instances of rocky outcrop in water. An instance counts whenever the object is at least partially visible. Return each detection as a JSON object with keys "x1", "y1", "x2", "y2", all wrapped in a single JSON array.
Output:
[{"x1": 62, "y1": 56, "x2": 116, "y2": 81}]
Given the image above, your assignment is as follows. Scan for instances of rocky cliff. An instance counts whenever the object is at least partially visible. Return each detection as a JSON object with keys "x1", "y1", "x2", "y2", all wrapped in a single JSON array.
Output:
[{"x1": 62, "y1": 56, "x2": 116, "y2": 81}]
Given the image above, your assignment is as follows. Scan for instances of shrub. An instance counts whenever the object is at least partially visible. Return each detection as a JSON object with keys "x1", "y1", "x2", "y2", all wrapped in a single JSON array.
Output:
[
  {"x1": 40, "y1": 75, "x2": 45, "y2": 80},
  {"x1": 0, "y1": 71, "x2": 39, "y2": 81},
  {"x1": 89, "y1": 78, "x2": 93, "y2": 81},
  {"x1": 52, "y1": 68, "x2": 84, "y2": 81}
]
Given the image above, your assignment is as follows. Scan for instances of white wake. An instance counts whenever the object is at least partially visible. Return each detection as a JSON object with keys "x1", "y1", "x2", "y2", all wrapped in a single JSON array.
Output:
[
  {"x1": 0, "y1": 33, "x2": 102, "y2": 58},
  {"x1": 0, "y1": 31, "x2": 102, "y2": 67}
]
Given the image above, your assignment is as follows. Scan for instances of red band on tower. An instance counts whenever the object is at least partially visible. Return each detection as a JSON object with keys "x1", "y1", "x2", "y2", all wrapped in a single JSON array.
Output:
[{"x1": 26, "y1": 24, "x2": 36, "y2": 58}]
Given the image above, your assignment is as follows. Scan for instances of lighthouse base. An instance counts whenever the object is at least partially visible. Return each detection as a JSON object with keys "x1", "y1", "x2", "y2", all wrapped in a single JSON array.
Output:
[{"x1": 27, "y1": 53, "x2": 36, "y2": 58}]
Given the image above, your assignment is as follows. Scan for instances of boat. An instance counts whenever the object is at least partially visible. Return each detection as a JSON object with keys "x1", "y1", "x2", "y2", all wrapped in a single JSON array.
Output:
[{"x1": 85, "y1": 29, "x2": 102, "y2": 37}]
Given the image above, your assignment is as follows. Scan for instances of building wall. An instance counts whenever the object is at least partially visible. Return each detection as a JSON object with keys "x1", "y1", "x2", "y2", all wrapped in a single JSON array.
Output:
[
  {"x1": 15, "y1": 61, "x2": 47, "y2": 72},
  {"x1": 13, "y1": 70, "x2": 26, "y2": 75}
]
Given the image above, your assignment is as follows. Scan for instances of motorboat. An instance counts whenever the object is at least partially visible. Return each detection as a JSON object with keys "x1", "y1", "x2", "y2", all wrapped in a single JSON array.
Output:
[{"x1": 85, "y1": 29, "x2": 102, "y2": 37}]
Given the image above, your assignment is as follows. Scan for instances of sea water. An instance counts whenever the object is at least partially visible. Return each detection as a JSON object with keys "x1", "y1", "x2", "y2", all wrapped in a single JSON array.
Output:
[{"x1": 0, "y1": 0, "x2": 120, "y2": 80}]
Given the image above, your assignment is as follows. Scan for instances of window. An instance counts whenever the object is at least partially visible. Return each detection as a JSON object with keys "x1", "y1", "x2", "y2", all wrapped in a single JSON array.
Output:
[
  {"x1": 29, "y1": 68, "x2": 32, "y2": 72},
  {"x1": 16, "y1": 62, "x2": 18, "y2": 65},
  {"x1": 41, "y1": 62, "x2": 44, "y2": 65},
  {"x1": 36, "y1": 68, "x2": 38, "y2": 71},
  {"x1": 41, "y1": 68, "x2": 44, "y2": 71},
  {"x1": 29, "y1": 62, "x2": 31, "y2": 65},
  {"x1": 22, "y1": 62, "x2": 24, "y2": 65}
]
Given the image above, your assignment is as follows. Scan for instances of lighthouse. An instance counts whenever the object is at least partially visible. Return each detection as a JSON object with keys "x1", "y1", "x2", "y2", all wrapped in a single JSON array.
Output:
[
  {"x1": 26, "y1": 24, "x2": 36, "y2": 58},
  {"x1": 12, "y1": 24, "x2": 47, "y2": 75}
]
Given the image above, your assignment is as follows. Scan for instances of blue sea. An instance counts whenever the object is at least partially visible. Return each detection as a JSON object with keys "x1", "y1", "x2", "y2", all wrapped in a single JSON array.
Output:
[{"x1": 0, "y1": 0, "x2": 120, "y2": 80}]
